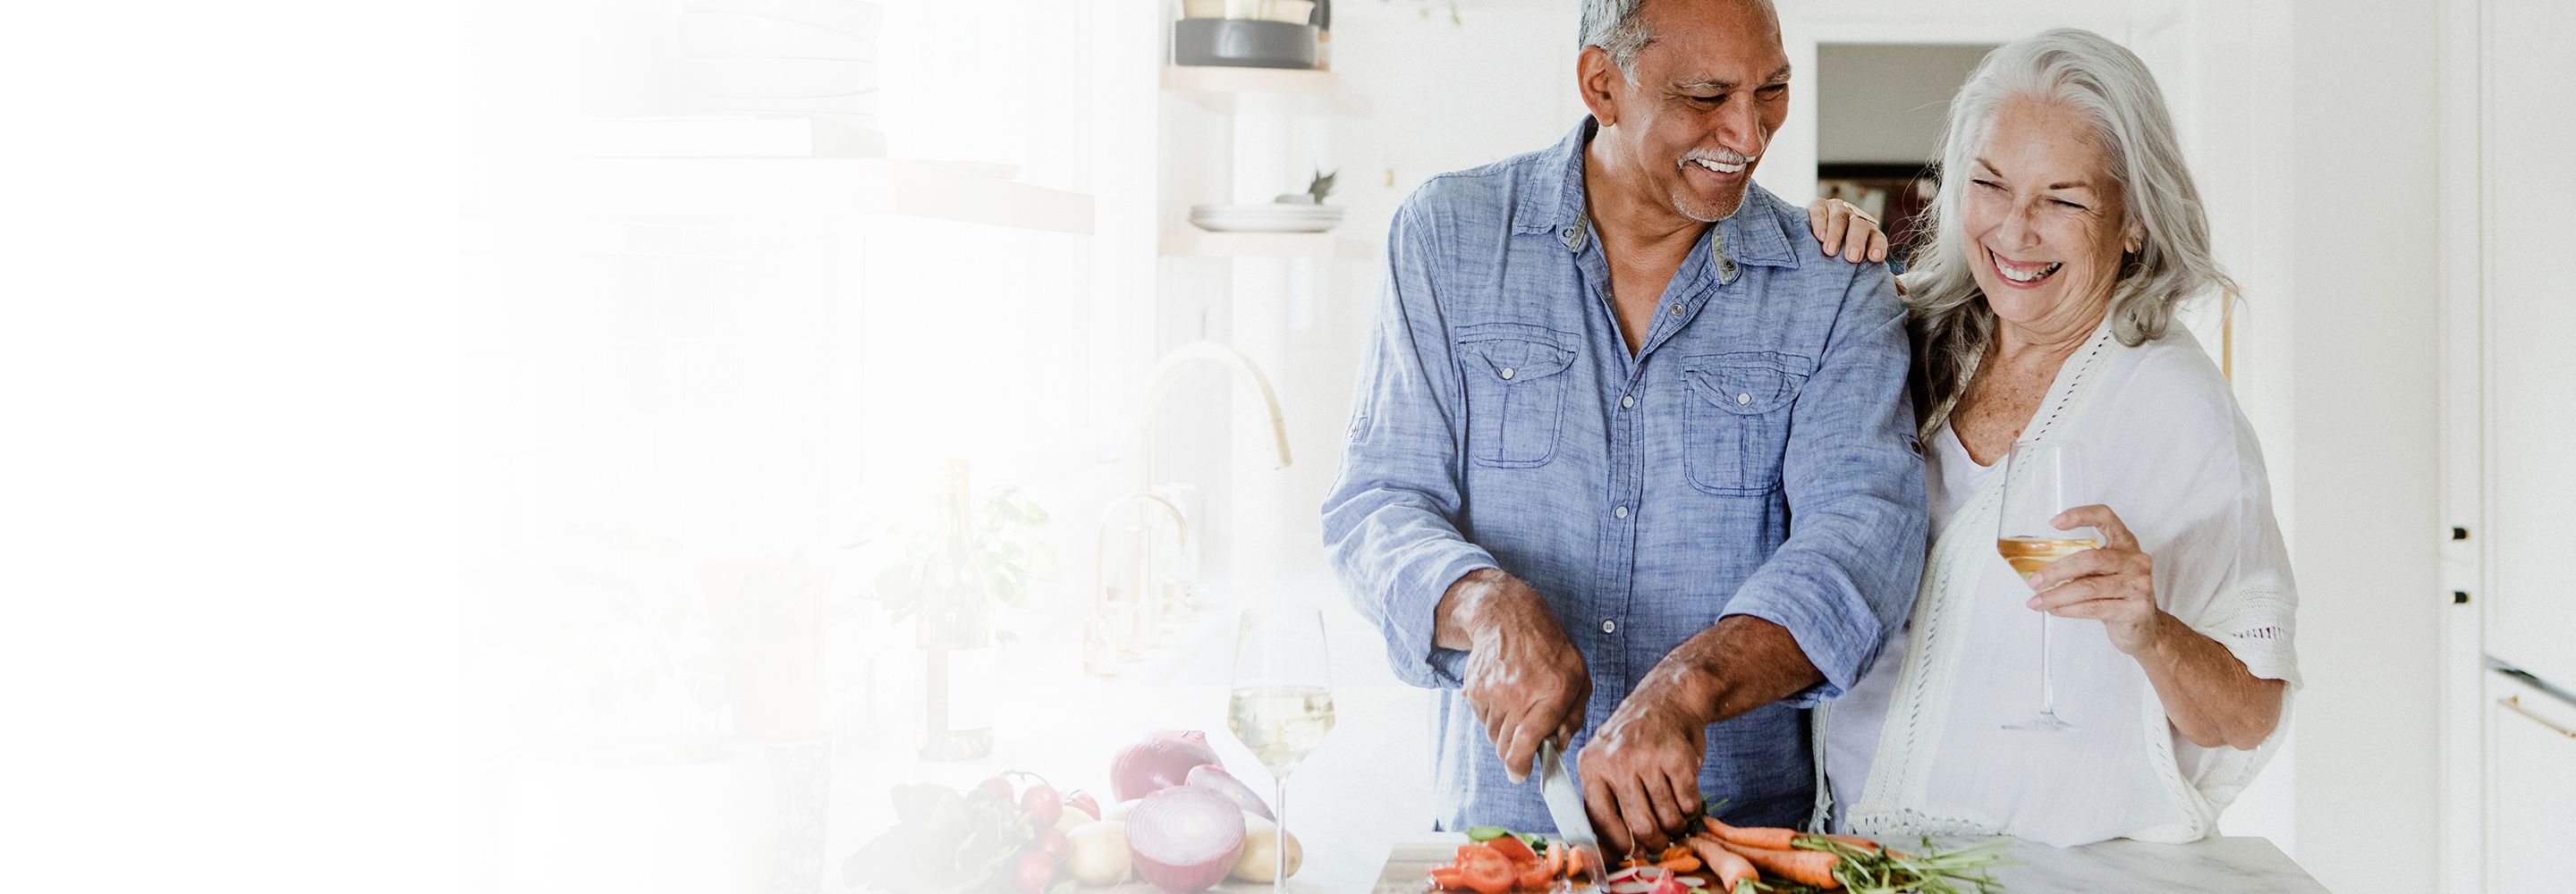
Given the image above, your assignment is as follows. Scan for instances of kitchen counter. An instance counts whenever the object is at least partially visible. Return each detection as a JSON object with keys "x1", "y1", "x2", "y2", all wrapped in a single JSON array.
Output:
[
  {"x1": 840, "y1": 585, "x2": 2326, "y2": 894},
  {"x1": 1355, "y1": 834, "x2": 2328, "y2": 894}
]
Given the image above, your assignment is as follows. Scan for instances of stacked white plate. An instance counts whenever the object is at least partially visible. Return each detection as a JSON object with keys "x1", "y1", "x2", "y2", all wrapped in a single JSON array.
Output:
[{"x1": 1190, "y1": 203, "x2": 1345, "y2": 233}]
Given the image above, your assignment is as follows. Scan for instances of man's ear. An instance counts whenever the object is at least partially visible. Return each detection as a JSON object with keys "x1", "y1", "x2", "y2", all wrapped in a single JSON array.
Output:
[{"x1": 1578, "y1": 46, "x2": 1625, "y2": 129}]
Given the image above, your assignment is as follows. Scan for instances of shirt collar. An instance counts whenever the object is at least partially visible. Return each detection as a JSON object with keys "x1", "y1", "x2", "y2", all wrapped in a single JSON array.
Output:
[
  {"x1": 1515, "y1": 117, "x2": 1801, "y2": 270},
  {"x1": 1514, "y1": 118, "x2": 1597, "y2": 237}
]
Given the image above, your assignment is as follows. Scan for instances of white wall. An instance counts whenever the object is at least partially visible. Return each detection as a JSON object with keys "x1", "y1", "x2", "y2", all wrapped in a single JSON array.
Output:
[{"x1": 2287, "y1": 0, "x2": 2446, "y2": 891}]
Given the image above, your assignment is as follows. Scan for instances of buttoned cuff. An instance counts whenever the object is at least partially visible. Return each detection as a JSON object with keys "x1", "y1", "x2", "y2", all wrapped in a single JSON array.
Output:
[
  {"x1": 1382, "y1": 546, "x2": 1499, "y2": 690},
  {"x1": 1720, "y1": 588, "x2": 1880, "y2": 708}
]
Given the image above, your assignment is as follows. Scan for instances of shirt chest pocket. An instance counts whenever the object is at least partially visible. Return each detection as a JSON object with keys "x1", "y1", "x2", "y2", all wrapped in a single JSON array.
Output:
[
  {"x1": 1682, "y1": 354, "x2": 1809, "y2": 495},
  {"x1": 1456, "y1": 325, "x2": 1579, "y2": 468}
]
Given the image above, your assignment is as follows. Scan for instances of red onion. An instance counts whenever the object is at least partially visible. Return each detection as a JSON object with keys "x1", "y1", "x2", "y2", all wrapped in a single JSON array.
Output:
[
  {"x1": 1184, "y1": 763, "x2": 1274, "y2": 821},
  {"x1": 1123, "y1": 786, "x2": 1246, "y2": 893},
  {"x1": 1109, "y1": 730, "x2": 1222, "y2": 802}
]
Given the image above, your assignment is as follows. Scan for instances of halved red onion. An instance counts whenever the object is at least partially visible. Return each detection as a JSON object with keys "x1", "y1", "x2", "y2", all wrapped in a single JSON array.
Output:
[
  {"x1": 1110, "y1": 730, "x2": 1223, "y2": 802},
  {"x1": 1184, "y1": 763, "x2": 1274, "y2": 821},
  {"x1": 1606, "y1": 881, "x2": 1656, "y2": 893},
  {"x1": 1123, "y1": 786, "x2": 1246, "y2": 893}
]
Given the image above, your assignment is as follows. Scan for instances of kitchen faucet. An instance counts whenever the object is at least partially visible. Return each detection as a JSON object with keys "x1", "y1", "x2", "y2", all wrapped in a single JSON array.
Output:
[{"x1": 1084, "y1": 341, "x2": 1293, "y2": 673}]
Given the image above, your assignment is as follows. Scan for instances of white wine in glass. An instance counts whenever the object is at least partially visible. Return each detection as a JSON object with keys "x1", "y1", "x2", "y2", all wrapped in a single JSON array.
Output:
[
  {"x1": 1228, "y1": 608, "x2": 1335, "y2": 891},
  {"x1": 1998, "y1": 440, "x2": 2097, "y2": 732}
]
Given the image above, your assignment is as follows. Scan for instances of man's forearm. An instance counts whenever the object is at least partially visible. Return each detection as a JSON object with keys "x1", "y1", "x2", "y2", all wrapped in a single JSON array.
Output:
[
  {"x1": 1434, "y1": 568, "x2": 1526, "y2": 650},
  {"x1": 1629, "y1": 614, "x2": 1822, "y2": 727}
]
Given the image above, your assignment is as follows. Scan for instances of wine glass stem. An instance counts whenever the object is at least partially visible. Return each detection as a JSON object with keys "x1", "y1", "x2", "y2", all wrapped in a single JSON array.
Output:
[
  {"x1": 2038, "y1": 611, "x2": 2056, "y2": 715},
  {"x1": 1273, "y1": 777, "x2": 1289, "y2": 893}
]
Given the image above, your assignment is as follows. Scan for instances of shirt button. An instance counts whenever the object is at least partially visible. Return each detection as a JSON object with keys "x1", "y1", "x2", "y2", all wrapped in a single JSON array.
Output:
[
  {"x1": 1622, "y1": 395, "x2": 1635, "y2": 409},
  {"x1": 1737, "y1": 392, "x2": 1752, "y2": 405},
  {"x1": 1601, "y1": 619, "x2": 1617, "y2": 634},
  {"x1": 1614, "y1": 505, "x2": 1629, "y2": 519},
  {"x1": 1500, "y1": 367, "x2": 1516, "y2": 380}
]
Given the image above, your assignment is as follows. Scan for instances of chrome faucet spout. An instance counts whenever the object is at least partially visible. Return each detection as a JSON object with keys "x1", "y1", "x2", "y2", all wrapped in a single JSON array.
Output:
[{"x1": 1131, "y1": 341, "x2": 1292, "y2": 492}]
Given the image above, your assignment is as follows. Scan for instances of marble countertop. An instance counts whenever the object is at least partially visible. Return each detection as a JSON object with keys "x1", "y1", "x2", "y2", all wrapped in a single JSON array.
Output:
[{"x1": 1353, "y1": 834, "x2": 2326, "y2": 894}]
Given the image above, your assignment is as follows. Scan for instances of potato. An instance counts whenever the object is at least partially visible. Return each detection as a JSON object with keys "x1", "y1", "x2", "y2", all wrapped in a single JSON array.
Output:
[
  {"x1": 1230, "y1": 812, "x2": 1302, "y2": 882},
  {"x1": 1065, "y1": 820, "x2": 1131, "y2": 886},
  {"x1": 1055, "y1": 801, "x2": 1097, "y2": 834}
]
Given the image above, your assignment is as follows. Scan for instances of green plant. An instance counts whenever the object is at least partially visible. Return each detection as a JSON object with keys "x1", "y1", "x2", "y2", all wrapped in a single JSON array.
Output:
[{"x1": 874, "y1": 460, "x2": 1062, "y2": 649}]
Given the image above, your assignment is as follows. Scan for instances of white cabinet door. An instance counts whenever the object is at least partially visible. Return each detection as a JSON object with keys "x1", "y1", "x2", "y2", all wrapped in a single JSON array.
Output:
[
  {"x1": 2488, "y1": 674, "x2": 2576, "y2": 892},
  {"x1": 2485, "y1": 0, "x2": 2576, "y2": 687}
]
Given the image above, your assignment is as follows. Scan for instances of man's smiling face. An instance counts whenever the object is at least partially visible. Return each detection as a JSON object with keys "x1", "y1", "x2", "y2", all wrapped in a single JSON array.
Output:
[{"x1": 1596, "y1": 0, "x2": 1791, "y2": 223}]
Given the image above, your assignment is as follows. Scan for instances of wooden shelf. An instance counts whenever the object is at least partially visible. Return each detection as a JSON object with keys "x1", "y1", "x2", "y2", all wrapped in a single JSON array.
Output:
[
  {"x1": 1160, "y1": 65, "x2": 1370, "y2": 116},
  {"x1": 481, "y1": 157, "x2": 1095, "y2": 234},
  {"x1": 1159, "y1": 229, "x2": 1374, "y2": 258}
]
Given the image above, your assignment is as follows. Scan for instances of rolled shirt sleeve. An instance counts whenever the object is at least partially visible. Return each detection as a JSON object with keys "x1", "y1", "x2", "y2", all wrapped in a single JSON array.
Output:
[
  {"x1": 1322, "y1": 201, "x2": 1497, "y2": 689},
  {"x1": 1717, "y1": 262, "x2": 1927, "y2": 705}
]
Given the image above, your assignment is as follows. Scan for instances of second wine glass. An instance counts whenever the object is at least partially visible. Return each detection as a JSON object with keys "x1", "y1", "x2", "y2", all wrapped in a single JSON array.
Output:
[{"x1": 1226, "y1": 607, "x2": 1335, "y2": 891}]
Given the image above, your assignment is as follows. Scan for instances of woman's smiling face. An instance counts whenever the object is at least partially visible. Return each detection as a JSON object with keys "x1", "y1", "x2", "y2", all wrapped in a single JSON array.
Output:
[{"x1": 1960, "y1": 96, "x2": 2140, "y2": 335}]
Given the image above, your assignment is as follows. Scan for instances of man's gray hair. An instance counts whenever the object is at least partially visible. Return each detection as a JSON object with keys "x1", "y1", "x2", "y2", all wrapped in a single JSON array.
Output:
[
  {"x1": 1580, "y1": 0, "x2": 1779, "y2": 79},
  {"x1": 1580, "y1": 0, "x2": 1656, "y2": 77},
  {"x1": 1905, "y1": 28, "x2": 2239, "y2": 440}
]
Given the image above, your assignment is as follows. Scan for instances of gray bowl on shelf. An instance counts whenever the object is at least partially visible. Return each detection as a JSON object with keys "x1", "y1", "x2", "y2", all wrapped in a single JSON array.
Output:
[{"x1": 1174, "y1": 18, "x2": 1318, "y2": 70}]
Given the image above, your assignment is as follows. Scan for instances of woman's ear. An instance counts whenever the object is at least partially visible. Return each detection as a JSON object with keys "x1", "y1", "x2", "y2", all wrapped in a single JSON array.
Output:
[
  {"x1": 2123, "y1": 221, "x2": 2144, "y2": 254},
  {"x1": 1577, "y1": 46, "x2": 1624, "y2": 129}
]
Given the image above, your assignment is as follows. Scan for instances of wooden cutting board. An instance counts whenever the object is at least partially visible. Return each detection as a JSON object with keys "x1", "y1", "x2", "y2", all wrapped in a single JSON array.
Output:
[{"x1": 1367, "y1": 840, "x2": 1605, "y2": 894}]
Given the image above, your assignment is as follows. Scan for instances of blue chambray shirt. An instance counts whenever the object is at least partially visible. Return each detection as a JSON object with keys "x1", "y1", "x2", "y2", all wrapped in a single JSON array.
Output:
[{"x1": 1322, "y1": 120, "x2": 1928, "y2": 833}]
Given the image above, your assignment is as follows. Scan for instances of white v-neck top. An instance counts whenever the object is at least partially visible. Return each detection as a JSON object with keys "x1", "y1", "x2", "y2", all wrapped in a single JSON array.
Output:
[{"x1": 1825, "y1": 425, "x2": 1993, "y2": 824}]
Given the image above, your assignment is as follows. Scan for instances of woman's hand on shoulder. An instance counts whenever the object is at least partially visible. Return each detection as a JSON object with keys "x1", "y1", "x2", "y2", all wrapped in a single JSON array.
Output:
[
  {"x1": 2024, "y1": 504, "x2": 2162, "y2": 654},
  {"x1": 1805, "y1": 198, "x2": 1889, "y2": 264}
]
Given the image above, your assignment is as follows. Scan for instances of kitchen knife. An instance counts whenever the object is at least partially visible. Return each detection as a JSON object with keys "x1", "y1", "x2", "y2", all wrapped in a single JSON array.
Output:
[{"x1": 1536, "y1": 738, "x2": 1607, "y2": 881}]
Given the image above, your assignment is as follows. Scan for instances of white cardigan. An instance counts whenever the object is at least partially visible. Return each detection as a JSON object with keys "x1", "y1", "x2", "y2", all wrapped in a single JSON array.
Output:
[{"x1": 1819, "y1": 317, "x2": 2301, "y2": 848}]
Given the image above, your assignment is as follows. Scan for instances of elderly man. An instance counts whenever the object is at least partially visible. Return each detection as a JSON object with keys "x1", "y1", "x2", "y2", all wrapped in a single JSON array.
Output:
[{"x1": 1320, "y1": 0, "x2": 1926, "y2": 855}]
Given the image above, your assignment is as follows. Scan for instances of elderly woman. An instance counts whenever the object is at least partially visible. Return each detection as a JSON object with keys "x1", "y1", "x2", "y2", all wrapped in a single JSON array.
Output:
[{"x1": 1803, "y1": 29, "x2": 2298, "y2": 848}]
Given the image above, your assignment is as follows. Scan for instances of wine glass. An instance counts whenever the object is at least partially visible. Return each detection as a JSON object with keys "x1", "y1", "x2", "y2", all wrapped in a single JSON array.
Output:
[
  {"x1": 1997, "y1": 441, "x2": 2097, "y2": 732},
  {"x1": 1227, "y1": 608, "x2": 1335, "y2": 891}
]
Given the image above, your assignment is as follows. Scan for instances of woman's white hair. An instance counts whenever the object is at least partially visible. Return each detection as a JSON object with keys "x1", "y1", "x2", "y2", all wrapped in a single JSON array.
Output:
[{"x1": 1906, "y1": 28, "x2": 2236, "y2": 440}]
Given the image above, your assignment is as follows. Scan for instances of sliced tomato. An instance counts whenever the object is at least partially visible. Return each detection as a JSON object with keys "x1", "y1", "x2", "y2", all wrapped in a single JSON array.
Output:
[
  {"x1": 1543, "y1": 842, "x2": 1565, "y2": 879},
  {"x1": 1486, "y1": 834, "x2": 1538, "y2": 865},
  {"x1": 1428, "y1": 867, "x2": 1470, "y2": 890},
  {"x1": 1456, "y1": 845, "x2": 1517, "y2": 894}
]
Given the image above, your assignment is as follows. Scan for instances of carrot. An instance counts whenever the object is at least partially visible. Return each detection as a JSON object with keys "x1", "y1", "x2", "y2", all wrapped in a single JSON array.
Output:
[
  {"x1": 1564, "y1": 844, "x2": 1596, "y2": 881},
  {"x1": 1702, "y1": 817, "x2": 1798, "y2": 850},
  {"x1": 1714, "y1": 839, "x2": 1841, "y2": 890},
  {"x1": 1683, "y1": 835, "x2": 1759, "y2": 893},
  {"x1": 1816, "y1": 834, "x2": 1883, "y2": 855},
  {"x1": 1659, "y1": 845, "x2": 1695, "y2": 863},
  {"x1": 1654, "y1": 855, "x2": 1702, "y2": 873}
]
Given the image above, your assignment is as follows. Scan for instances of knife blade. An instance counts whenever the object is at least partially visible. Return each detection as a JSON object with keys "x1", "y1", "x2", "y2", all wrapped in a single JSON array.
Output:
[{"x1": 1536, "y1": 738, "x2": 1607, "y2": 881}]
